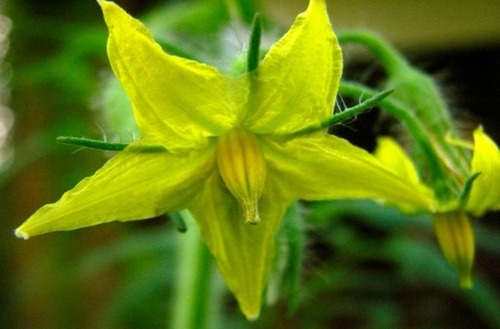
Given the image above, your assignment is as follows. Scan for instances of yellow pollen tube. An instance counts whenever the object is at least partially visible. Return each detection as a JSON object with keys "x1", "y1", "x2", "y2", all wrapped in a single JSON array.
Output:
[{"x1": 216, "y1": 129, "x2": 267, "y2": 224}]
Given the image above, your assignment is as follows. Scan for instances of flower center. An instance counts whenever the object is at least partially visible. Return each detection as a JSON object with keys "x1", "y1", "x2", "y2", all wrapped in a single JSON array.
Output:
[{"x1": 216, "y1": 129, "x2": 267, "y2": 224}]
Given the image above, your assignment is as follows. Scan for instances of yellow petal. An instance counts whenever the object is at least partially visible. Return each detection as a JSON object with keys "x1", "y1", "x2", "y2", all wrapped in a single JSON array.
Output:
[
  {"x1": 263, "y1": 133, "x2": 435, "y2": 213},
  {"x1": 244, "y1": 0, "x2": 342, "y2": 135},
  {"x1": 98, "y1": 1, "x2": 243, "y2": 151},
  {"x1": 466, "y1": 127, "x2": 500, "y2": 215},
  {"x1": 433, "y1": 212, "x2": 475, "y2": 288},
  {"x1": 15, "y1": 142, "x2": 213, "y2": 239},
  {"x1": 374, "y1": 137, "x2": 421, "y2": 184},
  {"x1": 189, "y1": 169, "x2": 292, "y2": 320}
]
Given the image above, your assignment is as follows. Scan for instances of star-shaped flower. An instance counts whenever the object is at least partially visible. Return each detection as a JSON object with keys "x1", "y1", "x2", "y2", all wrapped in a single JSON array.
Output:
[{"x1": 15, "y1": 0, "x2": 434, "y2": 319}]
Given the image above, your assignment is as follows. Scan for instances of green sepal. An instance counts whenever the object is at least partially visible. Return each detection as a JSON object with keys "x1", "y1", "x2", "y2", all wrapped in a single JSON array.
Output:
[
  {"x1": 169, "y1": 212, "x2": 188, "y2": 233},
  {"x1": 247, "y1": 13, "x2": 262, "y2": 72},
  {"x1": 57, "y1": 136, "x2": 166, "y2": 153},
  {"x1": 289, "y1": 88, "x2": 394, "y2": 138},
  {"x1": 57, "y1": 136, "x2": 129, "y2": 151},
  {"x1": 231, "y1": 0, "x2": 262, "y2": 23},
  {"x1": 458, "y1": 172, "x2": 481, "y2": 208}
]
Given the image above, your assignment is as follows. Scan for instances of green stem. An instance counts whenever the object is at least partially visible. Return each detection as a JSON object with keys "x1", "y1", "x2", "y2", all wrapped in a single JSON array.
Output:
[
  {"x1": 339, "y1": 82, "x2": 453, "y2": 200},
  {"x1": 171, "y1": 210, "x2": 219, "y2": 329},
  {"x1": 338, "y1": 30, "x2": 409, "y2": 75}
]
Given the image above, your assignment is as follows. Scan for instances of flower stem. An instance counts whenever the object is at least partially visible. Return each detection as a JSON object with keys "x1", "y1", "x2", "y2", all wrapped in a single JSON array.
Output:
[
  {"x1": 171, "y1": 210, "x2": 219, "y2": 329},
  {"x1": 338, "y1": 30, "x2": 409, "y2": 75}
]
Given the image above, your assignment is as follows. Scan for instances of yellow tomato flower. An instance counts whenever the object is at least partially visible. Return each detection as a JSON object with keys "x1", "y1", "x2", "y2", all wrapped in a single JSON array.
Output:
[
  {"x1": 15, "y1": 0, "x2": 434, "y2": 319},
  {"x1": 375, "y1": 127, "x2": 500, "y2": 288}
]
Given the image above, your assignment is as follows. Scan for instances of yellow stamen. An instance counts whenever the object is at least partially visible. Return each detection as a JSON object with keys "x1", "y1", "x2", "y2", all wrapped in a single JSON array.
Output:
[
  {"x1": 433, "y1": 212, "x2": 475, "y2": 288},
  {"x1": 216, "y1": 129, "x2": 267, "y2": 224}
]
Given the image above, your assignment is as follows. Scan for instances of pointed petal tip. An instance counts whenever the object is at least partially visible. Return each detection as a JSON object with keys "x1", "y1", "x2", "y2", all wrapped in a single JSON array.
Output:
[
  {"x1": 15, "y1": 228, "x2": 30, "y2": 240},
  {"x1": 242, "y1": 306, "x2": 260, "y2": 321},
  {"x1": 246, "y1": 313, "x2": 259, "y2": 321},
  {"x1": 238, "y1": 292, "x2": 262, "y2": 321},
  {"x1": 96, "y1": 0, "x2": 111, "y2": 6},
  {"x1": 309, "y1": 0, "x2": 326, "y2": 6},
  {"x1": 307, "y1": 0, "x2": 328, "y2": 13},
  {"x1": 97, "y1": 0, "x2": 122, "y2": 24},
  {"x1": 96, "y1": 0, "x2": 108, "y2": 8}
]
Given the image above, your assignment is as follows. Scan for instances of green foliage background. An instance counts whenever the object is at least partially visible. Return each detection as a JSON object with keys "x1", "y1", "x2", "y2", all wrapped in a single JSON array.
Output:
[{"x1": 2, "y1": 0, "x2": 500, "y2": 328}]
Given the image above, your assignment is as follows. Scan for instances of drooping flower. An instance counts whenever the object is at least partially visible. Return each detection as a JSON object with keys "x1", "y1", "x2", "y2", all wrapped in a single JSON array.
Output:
[
  {"x1": 337, "y1": 31, "x2": 500, "y2": 288},
  {"x1": 15, "y1": 0, "x2": 434, "y2": 319},
  {"x1": 375, "y1": 126, "x2": 500, "y2": 288}
]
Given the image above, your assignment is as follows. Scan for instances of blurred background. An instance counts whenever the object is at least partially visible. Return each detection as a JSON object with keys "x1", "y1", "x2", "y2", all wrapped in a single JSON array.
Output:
[{"x1": 1, "y1": 0, "x2": 500, "y2": 328}]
